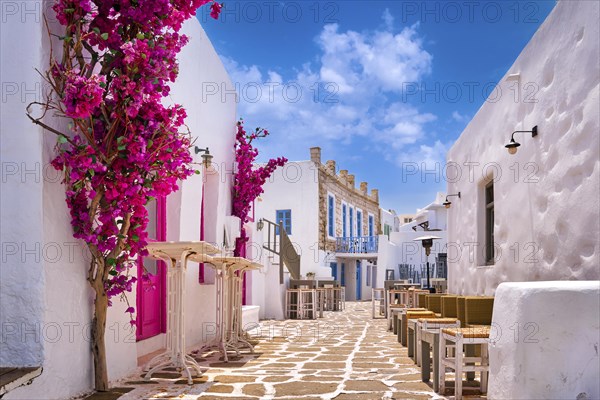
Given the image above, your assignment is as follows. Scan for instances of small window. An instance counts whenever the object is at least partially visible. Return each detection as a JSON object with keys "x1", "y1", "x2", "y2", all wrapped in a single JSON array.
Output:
[
  {"x1": 327, "y1": 195, "x2": 335, "y2": 237},
  {"x1": 356, "y1": 210, "x2": 363, "y2": 237},
  {"x1": 276, "y1": 209, "x2": 292, "y2": 235},
  {"x1": 485, "y1": 182, "x2": 494, "y2": 264},
  {"x1": 349, "y1": 207, "x2": 354, "y2": 237},
  {"x1": 384, "y1": 224, "x2": 391, "y2": 237},
  {"x1": 366, "y1": 265, "x2": 371, "y2": 286},
  {"x1": 368, "y1": 214, "x2": 374, "y2": 237}
]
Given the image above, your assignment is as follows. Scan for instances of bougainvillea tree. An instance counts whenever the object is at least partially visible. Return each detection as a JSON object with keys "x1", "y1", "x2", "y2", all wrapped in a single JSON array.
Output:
[
  {"x1": 232, "y1": 120, "x2": 287, "y2": 256},
  {"x1": 27, "y1": 0, "x2": 221, "y2": 391}
]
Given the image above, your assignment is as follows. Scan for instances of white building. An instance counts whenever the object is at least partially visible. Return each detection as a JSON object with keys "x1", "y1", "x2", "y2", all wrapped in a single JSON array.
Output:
[
  {"x1": 1, "y1": 17, "x2": 239, "y2": 399},
  {"x1": 252, "y1": 148, "x2": 387, "y2": 312},
  {"x1": 378, "y1": 193, "x2": 448, "y2": 287},
  {"x1": 446, "y1": 1, "x2": 599, "y2": 296},
  {"x1": 446, "y1": 3, "x2": 599, "y2": 398}
]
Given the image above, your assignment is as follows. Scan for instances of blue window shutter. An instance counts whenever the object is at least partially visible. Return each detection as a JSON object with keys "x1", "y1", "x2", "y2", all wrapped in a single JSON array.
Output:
[
  {"x1": 276, "y1": 209, "x2": 291, "y2": 235},
  {"x1": 328, "y1": 196, "x2": 334, "y2": 237}
]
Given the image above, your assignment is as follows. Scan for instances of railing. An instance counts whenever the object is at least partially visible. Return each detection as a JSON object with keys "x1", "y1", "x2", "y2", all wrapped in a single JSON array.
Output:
[
  {"x1": 261, "y1": 218, "x2": 300, "y2": 283},
  {"x1": 398, "y1": 261, "x2": 447, "y2": 284},
  {"x1": 335, "y1": 236, "x2": 379, "y2": 253}
]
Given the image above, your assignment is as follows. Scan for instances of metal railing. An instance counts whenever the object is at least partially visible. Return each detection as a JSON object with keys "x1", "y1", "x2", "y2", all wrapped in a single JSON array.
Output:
[
  {"x1": 261, "y1": 218, "x2": 300, "y2": 283},
  {"x1": 335, "y1": 236, "x2": 379, "y2": 253}
]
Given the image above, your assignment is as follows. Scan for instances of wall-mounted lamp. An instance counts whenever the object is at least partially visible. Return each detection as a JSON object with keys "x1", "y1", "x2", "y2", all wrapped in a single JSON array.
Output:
[
  {"x1": 505, "y1": 125, "x2": 538, "y2": 155},
  {"x1": 443, "y1": 192, "x2": 461, "y2": 208},
  {"x1": 256, "y1": 218, "x2": 264, "y2": 231},
  {"x1": 194, "y1": 146, "x2": 213, "y2": 167}
]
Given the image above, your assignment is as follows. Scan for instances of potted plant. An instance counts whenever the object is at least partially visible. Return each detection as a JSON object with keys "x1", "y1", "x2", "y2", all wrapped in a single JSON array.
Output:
[{"x1": 306, "y1": 272, "x2": 316, "y2": 280}]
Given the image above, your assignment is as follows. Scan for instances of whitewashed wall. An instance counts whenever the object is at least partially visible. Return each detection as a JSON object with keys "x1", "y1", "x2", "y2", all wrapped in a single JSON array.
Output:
[
  {"x1": 166, "y1": 18, "x2": 237, "y2": 354},
  {"x1": 254, "y1": 160, "x2": 326, "y2": 276},
  {"x1": 1, "y1": 8, "x2": 236, "y2": 399},
  {"x1": 446, "y1": 1, "x2": 599, "y2": 295}
]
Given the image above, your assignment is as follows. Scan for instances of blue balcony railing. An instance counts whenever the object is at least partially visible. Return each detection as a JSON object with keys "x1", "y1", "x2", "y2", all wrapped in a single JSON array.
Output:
[{"x1": 335, "y1": 236, "x2": 379, "y2": 253}]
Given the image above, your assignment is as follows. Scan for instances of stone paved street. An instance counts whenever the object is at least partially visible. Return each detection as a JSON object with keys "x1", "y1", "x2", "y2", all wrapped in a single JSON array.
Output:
[{"x1": 107, "y1": 302, "x2": 452, "y2": 400}]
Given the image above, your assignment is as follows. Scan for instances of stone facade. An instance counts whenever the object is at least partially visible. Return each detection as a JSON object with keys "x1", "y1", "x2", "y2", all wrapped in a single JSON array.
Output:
[{"x1": 310, "y1": 147, "x2": 381, "y2": 252}]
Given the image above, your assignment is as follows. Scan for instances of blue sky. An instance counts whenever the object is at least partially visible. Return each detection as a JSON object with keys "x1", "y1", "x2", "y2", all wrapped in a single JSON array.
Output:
[{"x1": 197, "y1": 1, "x2": 556, "y2": 214}]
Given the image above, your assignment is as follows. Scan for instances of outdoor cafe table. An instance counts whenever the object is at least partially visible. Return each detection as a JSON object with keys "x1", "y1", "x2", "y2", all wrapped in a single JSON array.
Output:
[
  {"x1": 190, "y1": 254, "x2": 262, "y2": 362},
  {"x1": 142, "y1": 241, "x2": 219, "y2": 384}
]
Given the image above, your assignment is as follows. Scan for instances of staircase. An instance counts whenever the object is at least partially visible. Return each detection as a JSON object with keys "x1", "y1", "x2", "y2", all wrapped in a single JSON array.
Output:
[{"x1": 261, "y1": 219, "x2": 300, "y2": 283}]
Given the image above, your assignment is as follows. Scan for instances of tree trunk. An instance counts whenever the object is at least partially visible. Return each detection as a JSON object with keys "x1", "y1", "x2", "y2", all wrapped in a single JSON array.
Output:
[{"x1": 91, "y1": 283, "x2": 109, "y2": 391}]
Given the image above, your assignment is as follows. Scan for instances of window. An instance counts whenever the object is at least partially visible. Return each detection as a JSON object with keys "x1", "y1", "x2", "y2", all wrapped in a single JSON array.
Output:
[
  {"x1": 404, "y1": 217, "x2": 412, "y2": 223},
  {"x1": 342, "y1": 203, "x2": 347, "y2": 238},
  {"x1": 485, "y1": 182, "x2": 494, "y2": 264},
  {"x1": 368, "y1": 214, "x2": 374, "y2": 237},
  {"x1": 384, "y1": 224, "x2": 391, "y2": 239},
  {"x1": 356, "y1": 209, "x2": 362, "y2": 237},
  {"x1": 366, "y1": 265, "x2": 371, "y2": 286},
  {"x1": 275, "y1": 209, "x2": 292, "y2": 235},
  {"x1": 327, "y1": 194, "x2": 335, "y2": 237},
  {"x1": 349, "y1": 207, "x2": 354, "y2": 237}
]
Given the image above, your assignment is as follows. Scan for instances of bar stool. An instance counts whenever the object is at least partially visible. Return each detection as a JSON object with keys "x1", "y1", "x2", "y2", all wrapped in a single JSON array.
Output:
[
  {"x1": 298, "y1": 288, "x2": 317, "y2": 319},
  {"x1": 285, "y1": 289, "x2": 300, "y2": 319},
  {"x1": 439, "y1": 326, "x2": 491, "y2": 399}
]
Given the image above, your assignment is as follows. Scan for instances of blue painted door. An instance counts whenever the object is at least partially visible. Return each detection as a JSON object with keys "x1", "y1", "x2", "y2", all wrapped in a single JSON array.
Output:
[
  {"x1": 356, "y1": 261, "x2": 362, "y2": 299},
  {"x1": 330, "y1": 262, "x2": 338, "y2": 280},
  {"x1": 341, "y1": 263, "x2": 345, "y2": 286}
]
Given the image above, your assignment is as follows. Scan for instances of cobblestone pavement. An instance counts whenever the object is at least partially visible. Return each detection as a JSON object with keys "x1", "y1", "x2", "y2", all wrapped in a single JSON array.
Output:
[{"x1": 110, "y1": 302, "x2": 454, "y2": 400}]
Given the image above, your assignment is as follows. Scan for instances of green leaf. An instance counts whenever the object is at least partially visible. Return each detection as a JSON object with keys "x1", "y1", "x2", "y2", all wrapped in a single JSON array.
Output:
[
  {"x1": 92, "y1": 27, "x2": 100, "y2": 35},
  {"x1": 146, "y1": 139, "x2": 153, "y2": 149},
  {"x1": 109, "y1": 269, "x2": 118, "y2": 276},
  {"x1": 106, "y1": 258, "x2": 117, "y2": 266},
  {"x1": 131, "y1": 234, "x2": 139, "y2": 242},
  {"x1": 137, "y1": 33, "x2": 145, "y2": 40},
  {"x1": 118, "y1": 145, "x2": 127, "y2": 151},
  {"x1": 64, "y1": 8, "x2": 75, "y2": 14},
  {"x1": 101, "y1": 33, "x2": 109, "y2": 40},
  {"x1": 57, "y1": 135, "x2": 68, "y2": 144}
]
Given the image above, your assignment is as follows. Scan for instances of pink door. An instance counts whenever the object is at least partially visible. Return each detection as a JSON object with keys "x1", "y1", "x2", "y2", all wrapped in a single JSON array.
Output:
[{"x1": 136, "y1": 197, "x2": 166, "y2": 341}]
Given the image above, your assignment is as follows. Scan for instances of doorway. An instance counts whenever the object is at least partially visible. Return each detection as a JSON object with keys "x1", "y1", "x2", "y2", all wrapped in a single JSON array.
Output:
[{"x1": 136, "y1": 197, "x2": 167, "y2": 341}]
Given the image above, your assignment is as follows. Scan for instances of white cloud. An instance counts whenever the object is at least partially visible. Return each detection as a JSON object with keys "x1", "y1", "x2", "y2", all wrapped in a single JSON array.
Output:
[
  {"x1": 220, "y1": 11, "x2": 438, "y2": 165},
  {"x1": 452, "y1": 111, "x2": 469, "y2": 122}
]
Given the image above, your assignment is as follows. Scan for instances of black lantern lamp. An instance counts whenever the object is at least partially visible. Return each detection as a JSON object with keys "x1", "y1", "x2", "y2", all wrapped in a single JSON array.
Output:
[
  {"x1": 443, "y1": 192, "x2": 461, "y2": 208},
  {"x1": 505, "y1": 126, "x2": 538, "y2": 155},
  {"x1": 194, "y1": 146, "x2": 213, "y2": 167}
]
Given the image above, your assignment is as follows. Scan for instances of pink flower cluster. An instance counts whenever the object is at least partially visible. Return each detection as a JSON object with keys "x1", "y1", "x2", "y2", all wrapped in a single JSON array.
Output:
[
  {"x1": 48, "y1": 0, "x2": 221, "y2": 311},
  {"x1": 63, "y1": 72, "x2": 105, "y2": 119},
  {"x1": 232, "y1": 120, "x2": 287, "y2": 234}
]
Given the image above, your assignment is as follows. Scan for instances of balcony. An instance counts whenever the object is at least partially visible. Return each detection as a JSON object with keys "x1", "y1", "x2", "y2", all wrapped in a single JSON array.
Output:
[{"x1": 335, "y1": 236, "x2": 379, "y2": 254}]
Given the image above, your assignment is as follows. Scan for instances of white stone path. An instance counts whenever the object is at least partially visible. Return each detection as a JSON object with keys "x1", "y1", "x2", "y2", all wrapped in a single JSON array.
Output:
[{"x1": 109, "y1": 302, "x2": 460, "y2": 400}]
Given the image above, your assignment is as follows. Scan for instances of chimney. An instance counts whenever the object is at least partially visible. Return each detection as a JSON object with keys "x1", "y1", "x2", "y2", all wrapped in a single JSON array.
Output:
[
  {"x1": 371, "y1": 189, "x2": 379, "y2": 202},
  {"x1": 310, "y1": 147, "x2": 321, "y2": 164},
  {"x1": 347, "y1": 174, "x2": 355, "y2": 188},
  {"x1": 339, "y1": 169, "x2": 348, "y2": 182},
  {"x1": 325, "y1": 160, "x2": 336, "y2": 175},
  {"x1": 360, "y1": 182, "x2": 368, "y2": 194}
]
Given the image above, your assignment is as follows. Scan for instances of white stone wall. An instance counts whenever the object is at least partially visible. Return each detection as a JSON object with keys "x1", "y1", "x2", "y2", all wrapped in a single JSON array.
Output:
[
  {"x1": 1, "y1": 9, "x2": 236, "y2": 399},
  {"x1": 488, "y1": 281, "x2": 599, "y2": 399},
  {"x1": 446, "y1": 1, "x2": 599, "y2": 295}
]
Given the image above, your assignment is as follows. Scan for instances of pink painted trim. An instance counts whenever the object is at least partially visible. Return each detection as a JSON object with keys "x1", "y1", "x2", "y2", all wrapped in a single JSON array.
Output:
[
  {"x1": 157, "y1": 196, "x2": 167, "y2": 334},
  {"x1": 199, "y1": 182, "x2": 205, "y2": 283}
]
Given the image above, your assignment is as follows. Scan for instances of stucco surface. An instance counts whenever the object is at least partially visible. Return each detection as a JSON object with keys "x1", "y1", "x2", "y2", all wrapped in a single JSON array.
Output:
[
  {"x1": 446, "y1": 1, "x2": 600, "y2": 295},
  {"x1": 488, "y1": 281, "x2": 600, "y2": 399}
]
